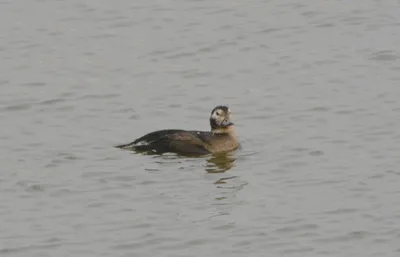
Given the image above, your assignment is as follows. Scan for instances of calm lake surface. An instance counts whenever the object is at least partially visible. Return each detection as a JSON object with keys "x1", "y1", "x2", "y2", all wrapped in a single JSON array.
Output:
[{"x1": 1, "y1": 0, "x2": 400, "y2": 256}]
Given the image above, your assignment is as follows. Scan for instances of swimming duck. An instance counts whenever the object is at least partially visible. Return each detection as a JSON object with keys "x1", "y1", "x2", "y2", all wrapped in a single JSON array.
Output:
[{"x1": 115, "y1": 105, "x2": 239, "y2": 156}]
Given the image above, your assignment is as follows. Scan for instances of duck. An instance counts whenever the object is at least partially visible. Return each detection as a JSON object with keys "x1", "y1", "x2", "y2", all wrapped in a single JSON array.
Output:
[{"x1": 115, "y1": 105, "x2": 239, "y2": 156}]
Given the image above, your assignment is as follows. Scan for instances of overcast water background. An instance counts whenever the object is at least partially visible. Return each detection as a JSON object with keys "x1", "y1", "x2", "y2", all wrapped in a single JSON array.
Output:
[{"x1": 1, "y1": 0, "x2": 400, "y2": 256}]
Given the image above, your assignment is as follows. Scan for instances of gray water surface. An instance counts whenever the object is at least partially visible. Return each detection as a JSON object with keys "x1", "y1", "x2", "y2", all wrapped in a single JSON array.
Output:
[{"x1": 1, "y1": 0, "x2": 400, "y2": 256}]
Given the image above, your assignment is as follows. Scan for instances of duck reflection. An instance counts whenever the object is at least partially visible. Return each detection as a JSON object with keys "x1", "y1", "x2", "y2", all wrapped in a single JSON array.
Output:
[
  {"x1": 131, "y1": 147, "x2": 239, "y2": 173},
  {"x1": 125, "y1": 146, "x2": 242, "y2": 185},
  {"x1": 204, "y1": 153, "x2": 237, "y2": 173}
]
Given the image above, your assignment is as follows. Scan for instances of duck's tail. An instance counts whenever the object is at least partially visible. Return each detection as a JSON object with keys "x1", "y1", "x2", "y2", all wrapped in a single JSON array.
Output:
[
  {"x1": 114, "y1": 141, "x2": 136, "y2": 149},
  {"x1": 115, "y1": 142, "x2": 157, "y2": 155}
]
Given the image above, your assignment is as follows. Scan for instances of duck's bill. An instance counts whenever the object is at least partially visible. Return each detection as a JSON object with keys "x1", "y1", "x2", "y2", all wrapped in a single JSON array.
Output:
[{"x1": 222, "y1": 120, "x2": 234, "y2": 126}]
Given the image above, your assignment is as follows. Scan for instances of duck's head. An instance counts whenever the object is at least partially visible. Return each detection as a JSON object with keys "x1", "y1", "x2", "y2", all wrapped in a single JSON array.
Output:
[{"x1": 210, "y1": 105, "x2": 234, "y2": 133}]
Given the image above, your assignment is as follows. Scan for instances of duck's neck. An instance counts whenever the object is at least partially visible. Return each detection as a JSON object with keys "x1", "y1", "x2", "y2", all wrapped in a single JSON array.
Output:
[{"x1": 211, "y1": 126, "x2": 235, "y2": 135}]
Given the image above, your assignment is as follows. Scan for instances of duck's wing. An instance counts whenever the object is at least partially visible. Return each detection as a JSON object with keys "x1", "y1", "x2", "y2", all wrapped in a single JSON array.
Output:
[
  {"x1": 133, "y1": 129, "x2": 186, "y2": 144},
  {"x1": 190, "y1": 131, "x2": 215, "y2": 144},
  {"x1": 147, "y1": 131, "x2": 211, "y2": 155},
  {"x1": 115, "y1": 129, "x2": 185, "y2": 149}
]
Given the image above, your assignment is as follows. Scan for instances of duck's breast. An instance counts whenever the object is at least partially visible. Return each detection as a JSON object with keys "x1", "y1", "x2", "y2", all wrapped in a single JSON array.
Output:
[{"x1": 202, "y1": 134, "x2": 239, "y2": 153}]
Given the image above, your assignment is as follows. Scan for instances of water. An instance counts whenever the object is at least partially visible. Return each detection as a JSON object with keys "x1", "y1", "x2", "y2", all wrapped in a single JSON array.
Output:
[{"x1": 1, "y1": 0, "x2": 400, "y2": 256}]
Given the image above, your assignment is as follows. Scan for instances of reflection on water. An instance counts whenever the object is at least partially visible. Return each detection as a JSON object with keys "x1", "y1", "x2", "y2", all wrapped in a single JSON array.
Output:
[
  {"x1": 214, "y1": 176, "x2": 238, "y2": 184},
  {"x1": 119, "y1": 146, "x2": 239, "y2": 173},
  {"x1": 119, "y1": 147, "x2": 245, "y2": 187},
  {"x1": 205, "y1": 153, "x2": 249, "y2": 192},
  {"x1": 204, "y1": 153, "x2": 238, "y2": 173}
]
